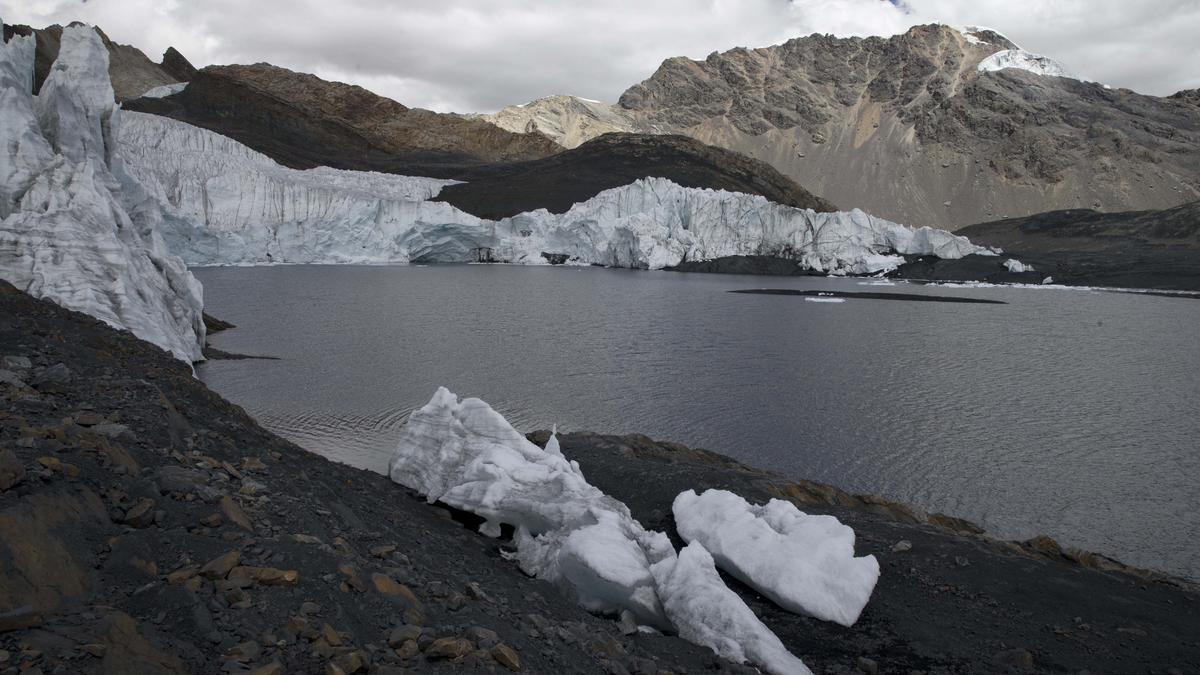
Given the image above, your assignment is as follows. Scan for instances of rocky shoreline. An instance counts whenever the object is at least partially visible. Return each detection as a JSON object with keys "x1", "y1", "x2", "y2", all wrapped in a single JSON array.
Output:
[{"x1": 2, "y1": 281, "x2": 1198, "y2": 674}]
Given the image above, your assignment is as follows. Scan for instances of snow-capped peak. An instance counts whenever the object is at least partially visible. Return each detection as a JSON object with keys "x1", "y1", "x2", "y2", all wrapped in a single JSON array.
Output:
[{"x1": 977, "y1": 49, "x2": 1074, "y2": 79}]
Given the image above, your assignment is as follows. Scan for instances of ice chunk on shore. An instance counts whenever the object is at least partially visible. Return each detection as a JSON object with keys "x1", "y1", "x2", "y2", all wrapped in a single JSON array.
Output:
[
  {"x1": 1004, "y1": 258, "x2": 1034, "y2": 273},
  {"x1": 673, "y1": 489, "x2": 879, "y2": 627},
  {"x1": 388, "y1": 387, "x2": 672, "y2": 628},
  {"x1": 651, "y1": 542, "x2": 813, "y2": 675}
]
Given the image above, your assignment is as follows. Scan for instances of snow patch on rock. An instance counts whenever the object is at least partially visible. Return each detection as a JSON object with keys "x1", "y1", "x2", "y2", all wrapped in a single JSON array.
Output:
[
  {"x1": 674, "y1": 489, "x2": 879, "y2": 626},
  {"x1": 140, "y1": 82, "x2": 187, "y2": 99},
  {"x1": 0, "y1": 22, "x2": 205, "y2": 363}
]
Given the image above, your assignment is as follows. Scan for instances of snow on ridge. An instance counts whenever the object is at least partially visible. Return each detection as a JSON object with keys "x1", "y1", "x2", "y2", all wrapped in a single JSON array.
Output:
[
  {"x1": 389, "y1": 387, "x2": 829, "y2": 674},
  {"x1": 978, "y1": 49, "x2": 1074, "y2": 79},
  {"x1": 0, "y1": 22, "x2": 206, "y2": 364}
]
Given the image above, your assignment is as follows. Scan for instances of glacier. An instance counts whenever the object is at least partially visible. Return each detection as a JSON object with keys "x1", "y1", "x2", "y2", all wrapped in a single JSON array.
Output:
[
  {"x1": 388, "y1": 388, "x2": 819, "y2": 673},
  {"x1": 0, "y1": 21, "x2": 206, "y2": 364},
  {"x1": 978, "y1": 49, "x2": 1074, "y2": 79},
  {"x1": 117, "y1": 111, "x2": 991, "y2": 275},
  {"x1": 673, "y1": 489, "x2": 880, "y2": 627}
]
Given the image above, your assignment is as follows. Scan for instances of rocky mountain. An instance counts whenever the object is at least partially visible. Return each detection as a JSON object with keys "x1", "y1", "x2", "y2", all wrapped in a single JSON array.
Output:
[
  {"x1": 2, "y1": 22, "x2": 193, "y2": 100},
  {"x1": 480, "y1": 25, "x2": 1200, "y2": 230},
  {"x1": 124, "y1": 62, "x2": 841, "y2": 213},
  {"x1": 127, "y1": 63, "x2": 564, "y2": 177},
  {"x1": 437, "y1": 132, "x2": 836, "y2": 218},
  {"x1": 475, "y1": 94, "x2": 660, "y2": 149}
]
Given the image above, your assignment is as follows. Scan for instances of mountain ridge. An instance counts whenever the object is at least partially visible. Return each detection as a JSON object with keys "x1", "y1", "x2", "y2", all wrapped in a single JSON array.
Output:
[{"x1": 478, "y1": 24, "x2": 1200, "y2": 230}]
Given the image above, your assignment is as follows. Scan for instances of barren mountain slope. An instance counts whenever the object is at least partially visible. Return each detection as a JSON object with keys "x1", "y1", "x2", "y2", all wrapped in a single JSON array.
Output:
[{"x1": 126, "y1": 63, "x2": 563, "y2": 176}]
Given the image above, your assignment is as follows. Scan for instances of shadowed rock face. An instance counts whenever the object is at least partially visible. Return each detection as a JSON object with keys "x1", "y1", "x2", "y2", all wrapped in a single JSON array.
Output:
[
  {"x1": 159, "y1": 46, "x2": 197, "y2": 82},
  {"x1": 436, "y1": 132, "x2": 836, "y2": 219},
  {"x1": 127, "y1": 63, "x2": 564, "y2": 176},
  {"x1": 2, "y1": 23, "x2": 185, "y2": 100}
]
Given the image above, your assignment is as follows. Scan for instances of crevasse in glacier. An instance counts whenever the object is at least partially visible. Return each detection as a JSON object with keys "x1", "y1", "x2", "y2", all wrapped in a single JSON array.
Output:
[
  {"x1": 117, "y1": 111, "x2": 993, "y2": 275},
  {"x1": 0, "y1": 21, "x2": 206, "y2": 363}
]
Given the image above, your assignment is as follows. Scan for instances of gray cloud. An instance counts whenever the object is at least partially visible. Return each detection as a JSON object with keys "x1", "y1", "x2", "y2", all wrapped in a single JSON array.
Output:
[{"x1": 4, "y1": 0, "x2": 1198, "y2": 112}]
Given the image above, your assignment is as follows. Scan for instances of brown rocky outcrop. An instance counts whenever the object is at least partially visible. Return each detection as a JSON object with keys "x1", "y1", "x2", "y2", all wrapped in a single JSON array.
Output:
[{"x1": 126, "y1": 62, "x2": 563, "y2": 176}]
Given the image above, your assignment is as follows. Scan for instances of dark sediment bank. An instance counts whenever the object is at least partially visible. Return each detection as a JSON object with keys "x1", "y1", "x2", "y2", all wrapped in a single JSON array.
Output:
[
  {"x1": 2, "y1": 281, "x2": 1198, "y2": 673},
  {"x1": 728, "y1": 289, "x2": 1008, "y2": 304}
]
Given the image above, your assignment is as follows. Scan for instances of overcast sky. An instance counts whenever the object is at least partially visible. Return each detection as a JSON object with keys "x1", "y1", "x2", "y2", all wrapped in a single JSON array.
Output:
[{"x1": 5, "y1": 0, "x2": 1199, "y2": 112}]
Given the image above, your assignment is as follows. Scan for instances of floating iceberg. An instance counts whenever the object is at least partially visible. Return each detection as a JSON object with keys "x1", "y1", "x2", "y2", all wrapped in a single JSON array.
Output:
[
  {"x1": 0, "y1": 21, "x2": 205, "y2": 363},
  {"x1": 117, "y1": 111, "x2": 991, "y2": 275},
  {"x1": 388, "y1": 388, "x2": 817, "y2": 673},
  {"x1": 673, "y1": 489, "x2": 880, "y2": 627},
  {"x1": 652, "y1": 542, "x2": 813, "y2": 675}
]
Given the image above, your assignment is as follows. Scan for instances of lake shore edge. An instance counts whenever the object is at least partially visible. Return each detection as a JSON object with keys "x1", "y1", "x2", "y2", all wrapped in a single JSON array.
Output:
[{"x1": 2, "y1": 280, "x2": 1197, "y2": 673}]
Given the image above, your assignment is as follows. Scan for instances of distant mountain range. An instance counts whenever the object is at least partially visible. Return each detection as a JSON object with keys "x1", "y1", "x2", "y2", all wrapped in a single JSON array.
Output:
[{"x1": 482, "y1": 25, "x2": 1200, "y2": 231}]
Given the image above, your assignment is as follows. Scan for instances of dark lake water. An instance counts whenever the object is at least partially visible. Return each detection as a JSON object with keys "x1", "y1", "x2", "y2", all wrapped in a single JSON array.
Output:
[{"x1": 195, "y1": 264, "x2": 1200, "y2": 581}]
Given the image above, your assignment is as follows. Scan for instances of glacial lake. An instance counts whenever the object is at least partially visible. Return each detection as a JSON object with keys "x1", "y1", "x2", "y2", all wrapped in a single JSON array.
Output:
[{"x1": 195, "y1": 264, "x2": 1200, "y2": 581}]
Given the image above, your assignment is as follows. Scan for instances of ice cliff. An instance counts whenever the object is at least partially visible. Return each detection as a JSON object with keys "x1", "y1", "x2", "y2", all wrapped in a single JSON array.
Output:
[
  {"x1": 390, "y1": 388, "x2": 890, "y2": 673},
  {"x1": 0, "y1": 21, "x2": 205, "y2": 363},
  {"x1": 117, "y1": 112, "x2": 990, "y2": 274}
]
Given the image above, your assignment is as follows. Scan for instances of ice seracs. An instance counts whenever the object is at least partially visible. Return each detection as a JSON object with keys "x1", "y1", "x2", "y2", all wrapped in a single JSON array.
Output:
[
  {"x1": 0, "y1": 21, "x2": 206, "y2": 364},
  {"x1": 388, "y1": 388, "x2": 820, "y2": 673},
  {"x1": 673, "y1": 489, "x2": 880, "y2": 627},
  {"x1": 117, "y1": 113, "x2": 993, "y2": 275}
]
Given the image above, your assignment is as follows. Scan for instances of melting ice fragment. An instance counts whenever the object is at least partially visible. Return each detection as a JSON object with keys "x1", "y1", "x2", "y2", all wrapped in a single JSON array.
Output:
[
  {"x1": 673, "y1": 488, "x2": 880, "y2": 627},
  {"x1": 388, "y1": 388, "x2": 819, "y2": 673},
  {"x1": 651, "y1": 542, "x2": 814, "y2": 675},
  {"x1": 387, "y1": 387, "x2": 673, "y2": 629}
]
